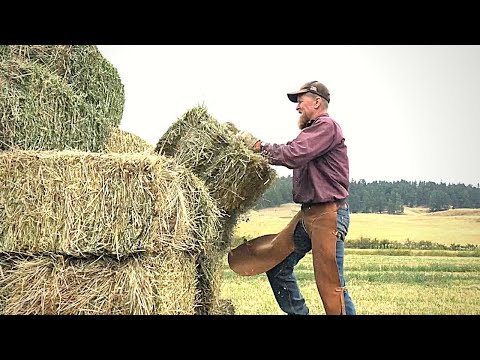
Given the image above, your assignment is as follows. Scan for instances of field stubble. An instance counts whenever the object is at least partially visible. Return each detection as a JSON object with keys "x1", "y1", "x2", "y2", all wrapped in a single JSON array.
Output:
[{"x1": 223, "y1": 205, "x2": 480, "y2": 315}]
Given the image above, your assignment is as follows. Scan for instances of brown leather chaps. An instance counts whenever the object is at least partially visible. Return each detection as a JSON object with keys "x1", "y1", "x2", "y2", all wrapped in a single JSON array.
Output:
[{"x1": 228, "y1": 202, "x2": 346, "y2": 315}]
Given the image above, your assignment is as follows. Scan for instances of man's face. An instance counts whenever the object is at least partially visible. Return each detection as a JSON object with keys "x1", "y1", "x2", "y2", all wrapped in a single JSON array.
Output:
[
  {"x1": 296, "y1": 93, "x2": 317, "y2": 129},
  {"x1": 296, "y1": 93, "x2": 317, "y2": 118}
]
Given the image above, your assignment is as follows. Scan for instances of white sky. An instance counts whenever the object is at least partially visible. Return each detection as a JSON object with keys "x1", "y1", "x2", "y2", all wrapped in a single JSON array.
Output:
[{"x1": 97, "y1": 45, "x2": 480, "y2": 186}]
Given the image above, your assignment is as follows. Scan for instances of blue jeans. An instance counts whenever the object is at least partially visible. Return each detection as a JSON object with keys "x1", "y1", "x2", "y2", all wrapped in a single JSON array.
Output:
[{"x1": 266, "y1": 206, "x2": 356, "y2": 315}]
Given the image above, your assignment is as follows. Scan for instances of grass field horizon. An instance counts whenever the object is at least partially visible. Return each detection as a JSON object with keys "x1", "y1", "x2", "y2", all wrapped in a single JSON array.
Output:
[
  {"x1": 233, "y1": 203, "x2": 480, "y2": 247},
  {"x1": 221, "y1": 204, "x2": 480, "y2": 315}
]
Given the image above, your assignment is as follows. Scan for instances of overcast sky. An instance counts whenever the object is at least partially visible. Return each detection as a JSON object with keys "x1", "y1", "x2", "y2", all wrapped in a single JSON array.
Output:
[{"x1": 97, "y1": 45, "x2": 480, "y2": 186}]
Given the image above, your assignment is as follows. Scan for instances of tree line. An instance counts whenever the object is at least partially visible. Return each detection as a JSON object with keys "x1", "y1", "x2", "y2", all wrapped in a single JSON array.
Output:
[{"x1": 255, "y1": 176, "x2": 480, "y2": 213}]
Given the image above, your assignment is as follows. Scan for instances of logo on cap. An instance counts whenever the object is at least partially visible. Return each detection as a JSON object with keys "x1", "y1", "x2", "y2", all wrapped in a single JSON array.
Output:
[{"x1": 309, "y1": 86, "x2": 317, "y2": 92}]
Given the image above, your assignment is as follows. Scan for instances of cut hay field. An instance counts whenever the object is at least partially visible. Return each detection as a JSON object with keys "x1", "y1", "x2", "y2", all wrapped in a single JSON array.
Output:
[
  {"x1": 221, "y1": 204, "x2": 480, "y2": 315},
  {"x1": 233, "y1": 204, "x2": 480, "y2": 246},
  {"x1": 220, "y1": 252, "x2": 480, "y2": 315}
]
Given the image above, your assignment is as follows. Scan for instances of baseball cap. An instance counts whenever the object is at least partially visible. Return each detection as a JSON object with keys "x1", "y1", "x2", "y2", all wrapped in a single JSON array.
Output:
[{"x1": 287, "y1": 81, "x2": 330, "y2": 103}]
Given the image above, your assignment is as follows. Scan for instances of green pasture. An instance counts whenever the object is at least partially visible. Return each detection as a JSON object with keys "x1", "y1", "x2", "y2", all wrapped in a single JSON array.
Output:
[{"x1": 222, "y1": 205, "x2": 480, "y2": 315}]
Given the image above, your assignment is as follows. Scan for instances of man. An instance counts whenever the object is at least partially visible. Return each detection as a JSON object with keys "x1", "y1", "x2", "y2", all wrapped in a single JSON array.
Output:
[{"x1": 229, "y1": 81, "x2": 355, "y2": 315}]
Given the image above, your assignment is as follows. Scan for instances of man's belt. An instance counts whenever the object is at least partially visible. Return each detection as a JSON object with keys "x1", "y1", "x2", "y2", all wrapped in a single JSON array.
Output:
[{"x1": 301, "y1": 199, "x2": 348, "y2": 211}]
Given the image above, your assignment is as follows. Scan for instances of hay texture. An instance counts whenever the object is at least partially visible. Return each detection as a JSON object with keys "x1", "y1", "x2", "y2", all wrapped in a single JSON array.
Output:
[
  {"x1": 0, "y1": 150, "x2": 221, "y2": 257},
  {"x1": 155, "y1": 105, "x2": 276, "y2": 248},
  {"x1": 211, "y1": 298, "x2": 235, "y2": 315},
  {"x1": 194, "y1": 251, "x2": 236, "y2": 314},
  {"x1": 0, "y1": 251, "x2": 196, "y2": 315},
  {"x1": 104, "y1": 127, "x2": 155, "y2": 154},
  {"x1": 0, "y1": 253, "x2": 15, "y2": 313},
  {"x1": 0, "y1": 45, "x2": 124, "y2": 126},
  {"x1": 0, "y1": 57, "x2": 111, "y2": 152}
]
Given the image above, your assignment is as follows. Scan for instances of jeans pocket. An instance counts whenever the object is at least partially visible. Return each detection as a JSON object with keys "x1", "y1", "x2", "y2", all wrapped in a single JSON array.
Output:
[{"x1": 336, "y1": 209, "x2": 350, "y2": 241}]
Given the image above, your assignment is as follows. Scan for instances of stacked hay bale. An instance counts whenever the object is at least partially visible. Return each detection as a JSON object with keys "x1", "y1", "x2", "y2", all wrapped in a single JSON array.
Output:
[
  {"x1": 156, "y1": 105, "x2": 276, "y2": 250},
  {"x1": 155, "y1": 105, "x2": 276, "y2": 314},
  {"x1": 104, "y1": 127, "x2": 155, "y2": 155},
  {"x1": 0, "y1": 45, "x2": 229, "y2": 314},
  {"x1": 0, "y1": 150, "x2": 221, "y2": 314},
  {"x1": 0, "y1": 45, "x2": 124, "y2": 152},
  {"x1": 104, "y1": 127, "x2": 236, "y2": 314},
  {"x1": 0, "y1": 46, "x2": 255, "y2": 314}
]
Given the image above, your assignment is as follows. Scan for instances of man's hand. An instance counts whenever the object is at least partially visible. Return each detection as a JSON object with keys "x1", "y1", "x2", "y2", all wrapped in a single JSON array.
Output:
[
  {"x1": 253, "y1": 140, "x2": 262, "y2": 153},
  {"x1": 235, "y1": 131, "x2": 260, "y2": 151}
]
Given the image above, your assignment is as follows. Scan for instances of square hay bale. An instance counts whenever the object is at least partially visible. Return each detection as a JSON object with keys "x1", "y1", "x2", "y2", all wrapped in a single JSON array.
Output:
[
  {"x1": 104, "y1": 127, "x2": 155, "y2": 154},
  {"x1": 0, "y1": 45, "x2": 124, "y2": 127},
  {"x1": 0, "y1": 57, "x2": 110, "y2": 152},
  {"x1": 155, "y1": 105, "x2": 276, "y2": 214},
  {"x1": 155, "y1": 105, "x2": 277, "y2": 249},
  {"x1": 0, "y1": 250, "x2": 197, "y2": 315},
  {"x1": 0, "y1": 150, "x2": 221, "y2": 257}
]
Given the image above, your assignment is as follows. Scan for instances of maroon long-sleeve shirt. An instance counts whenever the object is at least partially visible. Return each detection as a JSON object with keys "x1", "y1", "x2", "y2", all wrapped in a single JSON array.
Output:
[{"x1": 262, "y1": 114, "x2": 349, "y2": 205}]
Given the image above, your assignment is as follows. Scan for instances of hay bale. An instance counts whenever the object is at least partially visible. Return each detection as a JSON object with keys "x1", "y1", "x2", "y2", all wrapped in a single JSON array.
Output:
[
  {"x1": 155, "y1": 105, "x2": 276, "y2": 250},
  {"x1": 0, "y1": 150, "x2": 220, "y2": 256},
  {"x1": 103, "y1": 129, "x2": 222, "y2": 250},
  {"x1": 0, "y1": 250, "x2": 197, "y2": 315},
  {"x1": 0, "y1": 45, "x2": 124, "y2": 126},
  {"x1": 104, "y1": 127, "x2": 155, "y2": 154},
  {"x1": 194, "y1": 251, "x2": 222, "y2": 315},
  {"x1": 0, "y1": 57, "x2": 109, "y2": 152},
  {"x1": 169, "y1": 164, "x2": 223, "y2": 252},
  {"x1": 194, "y1": 250, "x2": 236, "y2": 315},
  {"x1": 155, "y1": 106, "x2": 276, "y2": 213},
  {"x1": 0, "y1": 252, "x2": 16, "y2": 313}
]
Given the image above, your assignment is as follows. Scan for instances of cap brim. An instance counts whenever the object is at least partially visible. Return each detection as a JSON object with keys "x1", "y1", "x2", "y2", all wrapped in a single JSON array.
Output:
[{"x1": 287, "y1": 90, "x2": 308, "y2": 103}]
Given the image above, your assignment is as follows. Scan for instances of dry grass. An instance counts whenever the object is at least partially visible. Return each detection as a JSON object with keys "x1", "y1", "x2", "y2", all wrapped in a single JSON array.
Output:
[
  {"x1": 194, "y1": 251, "x2": 227, "y2": 314},
  {"x1": 104, "y1": 127, "x2": 155, "y2": 154},
  {"x1": 0, "y1": 57, "x2": 110, "y2": 152},
  {"x1": 0, "y1": 150, "x2": 221, "y2": 256},
  {"x1": 0, "y1": 45, "x2": 124, "y2": 126},
  {"x1": 427, "y1": 208, "x2": 480, "y2": 217},
  {"x1": 0, "y1": 149, "x2": 227, "y2": 315},
  {"x1": 156, "y1": 105, "x2": 277, "y2": 251},
  {"x1": 234, "y1": 204, "x2": 480, "y2": 246},
  {"x1": 349, "y1": 211, "x2": 480, "y2": 246},
  {"x1": 0, "y1": 250, "x2": 197, "y2": 315},
  {"x1": 156, "y1": 105, "x2": 276, "y2": 214}
]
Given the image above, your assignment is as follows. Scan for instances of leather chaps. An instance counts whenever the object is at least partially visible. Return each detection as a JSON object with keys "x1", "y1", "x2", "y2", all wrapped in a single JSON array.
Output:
[{"x1": 228, "y1": 202, "x2": 346, "y2": 315}]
